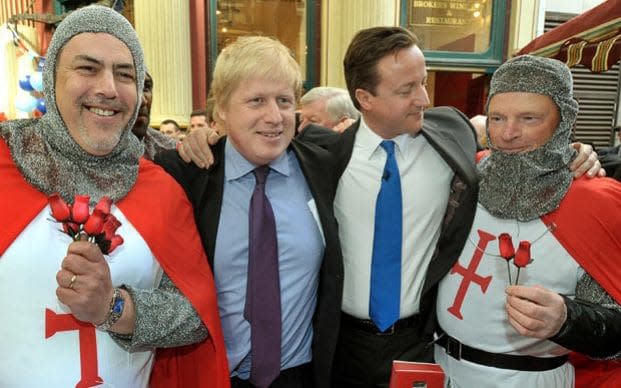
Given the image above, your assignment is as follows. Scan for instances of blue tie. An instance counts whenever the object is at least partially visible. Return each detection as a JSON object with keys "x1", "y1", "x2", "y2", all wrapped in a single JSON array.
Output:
[{"x1": 369, "y1": 140, "x2": 403, "y2": 332}]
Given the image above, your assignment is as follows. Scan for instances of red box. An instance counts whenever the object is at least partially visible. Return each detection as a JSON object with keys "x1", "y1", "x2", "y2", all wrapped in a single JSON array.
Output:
[{"x1": 389, "y1": 360, "x2": 445, "y2": 388}]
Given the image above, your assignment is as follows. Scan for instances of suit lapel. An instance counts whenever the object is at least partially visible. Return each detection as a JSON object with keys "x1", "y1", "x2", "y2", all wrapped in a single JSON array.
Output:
[
  {"x1": 422, "y1": 118, "x2": 478, "y2": 189},
  {"x1": 199, "y1": 140, "x2": 226, "y2": 269}
]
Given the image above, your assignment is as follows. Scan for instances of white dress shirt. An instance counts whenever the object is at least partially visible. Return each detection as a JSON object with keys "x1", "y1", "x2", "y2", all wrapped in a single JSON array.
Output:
[{"x1": 336, "y1": 118, "x2": 454, "y2": 319}]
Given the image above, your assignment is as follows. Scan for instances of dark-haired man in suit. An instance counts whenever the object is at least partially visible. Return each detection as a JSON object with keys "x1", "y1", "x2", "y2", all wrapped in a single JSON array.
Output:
[{"x1": 297, "y1": 27, "x2": 602, "y2": 387}]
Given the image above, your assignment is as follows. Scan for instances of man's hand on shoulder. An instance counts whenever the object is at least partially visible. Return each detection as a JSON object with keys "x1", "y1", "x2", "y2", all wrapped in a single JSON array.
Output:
[
  {"x1": 178, "y1": 127, "x2": 219, "y2": 168},
  {"x1": 570, "y1": 142, "x2": 605, "y2": 178},
  {"x1": 332, "y1": 118, "x2": 356, "y2": 133}
]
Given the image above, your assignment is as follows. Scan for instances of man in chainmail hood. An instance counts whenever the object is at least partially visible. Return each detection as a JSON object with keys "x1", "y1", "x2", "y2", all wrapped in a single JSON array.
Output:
[
  {"x1": 478, "y1": 55, "x2": 578, "y2": 221},
  {"x1": 434, "y1": 55, "x2": 621, "y2": 387},
  {"x1": 0, "y1": 5, "x2": 229, "y2": 387}
]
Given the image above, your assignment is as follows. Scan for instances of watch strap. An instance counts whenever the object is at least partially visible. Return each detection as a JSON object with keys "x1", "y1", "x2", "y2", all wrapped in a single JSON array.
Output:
[{"x1": 96, "y1": 287, "x2": 125, "y2": 332}]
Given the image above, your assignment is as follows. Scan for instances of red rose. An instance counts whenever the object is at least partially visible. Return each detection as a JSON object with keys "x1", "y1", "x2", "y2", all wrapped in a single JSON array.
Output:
[
  {"x1": 94, "y1": 196, "x2": 112, "y2": 216},
  {"x1": 498, "y1": 233, "x2": 515, "y2": 260},
  {"x1": 71, "y1": 195, "x2": 90, "y2": 223},
  {"x1": 514, "y1": 241, "x2": 531, "y2": 268},
  {"x1": 108, "y1": 235, "x2": 124, "y2": 254},
  {"x1": 48, "y1": 193, "x2": 71, "y2": 222},
  {"x1": 102, "y1": 214, "x2": 122, "y2": 240},
  {"x1": 62, "y1": 222, "x2": 80, "y2": 236},
  {"x1": 83, "y1": 209, "x2": 106, "y2": 235}
]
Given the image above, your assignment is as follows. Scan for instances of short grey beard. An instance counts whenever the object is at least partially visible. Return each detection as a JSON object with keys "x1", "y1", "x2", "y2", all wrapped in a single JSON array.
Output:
[{"x1": 77, "y1": 121, "x2": 122, "y2": 155}]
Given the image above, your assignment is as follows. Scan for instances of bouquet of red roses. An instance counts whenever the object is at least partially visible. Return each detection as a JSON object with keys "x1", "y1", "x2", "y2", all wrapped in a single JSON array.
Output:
[{"x1": 48, "y1": 194, "x2": 124, "y2": 254}]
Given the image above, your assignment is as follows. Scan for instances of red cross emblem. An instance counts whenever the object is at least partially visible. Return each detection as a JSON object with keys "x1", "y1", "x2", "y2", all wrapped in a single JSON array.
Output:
[
  {"x1": 45, "y1": 309, "x2": 103, "y2": 388},
  {"x1": 446, "y1": 230, "x2": 495, "y2": 320}
]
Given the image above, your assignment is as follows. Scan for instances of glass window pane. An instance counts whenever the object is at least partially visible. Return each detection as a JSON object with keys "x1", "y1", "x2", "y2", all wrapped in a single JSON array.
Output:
[
  {"x1": 215, "y1": 0, "x2": 308, "y2": 77},
  {"x1": 405, "y1": 0, "x2": 493, "y2": 53}
]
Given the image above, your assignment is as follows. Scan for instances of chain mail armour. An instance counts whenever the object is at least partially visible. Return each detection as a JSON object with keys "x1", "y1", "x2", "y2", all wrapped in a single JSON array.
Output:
[{"x1": 0, "y1": 5, "x2": 145, "y2": 205}]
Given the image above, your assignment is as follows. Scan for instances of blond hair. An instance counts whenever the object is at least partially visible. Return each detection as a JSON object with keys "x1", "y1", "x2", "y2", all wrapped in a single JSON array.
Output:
[{"x1": 212, "y1": 36, "x2": 302, "y2": 116}]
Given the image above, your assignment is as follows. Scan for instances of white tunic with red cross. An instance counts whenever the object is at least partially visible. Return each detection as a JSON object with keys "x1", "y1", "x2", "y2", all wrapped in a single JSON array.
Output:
[
  {"x1": 0, "y1": 206, "x2": 162, "y2": 388},
  {"x1": 435, "y1": 203, "x2": 581, "y2": 388}
]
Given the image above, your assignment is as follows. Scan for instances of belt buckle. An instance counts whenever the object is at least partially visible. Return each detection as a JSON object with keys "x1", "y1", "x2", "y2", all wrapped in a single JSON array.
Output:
[
  {"x1": 376, "y1": 324, "x2": 395, "y2": 336},
  {"x1": 445, "y1": 337, "x2": 462, "y2": 360}
]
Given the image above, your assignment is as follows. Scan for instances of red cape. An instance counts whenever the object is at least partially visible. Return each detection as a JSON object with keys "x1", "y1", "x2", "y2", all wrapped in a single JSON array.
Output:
[
  {"x1": 0, "y1": 139, "x2": 230, "y2": 388},
  {"x1": 542, "y1": 177, "x2": 621, "y2": 387}
]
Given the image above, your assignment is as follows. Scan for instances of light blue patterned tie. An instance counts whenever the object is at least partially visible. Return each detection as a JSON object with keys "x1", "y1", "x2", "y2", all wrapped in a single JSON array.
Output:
[{"x1": 369, "y1": 140, "x2": 403, "y2": 332}]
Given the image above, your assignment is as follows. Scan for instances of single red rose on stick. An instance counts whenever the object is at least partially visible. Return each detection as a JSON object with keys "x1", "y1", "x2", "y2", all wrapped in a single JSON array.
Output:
[
  {"x1": 102, "y1": 214, "x2": 122, "y2": 240},
  {"x1": 497, "y1": 233, "x2": 515, "y2": 285},
  {"x1": 514, "y1": 241, "x2": 532, "y2": 285},
  {"x1": 71, "y1": 195, "x2": 90, "y2": 223},
  {"x1": 514, "y1": 241, "x2": 531, "y2": 268},
  {"x1": 498, "y1": 233, "x2": 515, "y2": 259},
  {"x1": 108, "y1": 235, "x2": 124, "y2": 254},
  {"x1": 48, "y1": 193, "x2": 71, "y2": 222},
  {"x1": 94, "y1": 196, "x2": 112, "y2": 215},
  {"x1": 62, "y1": 221, "x2": 80, "y2": 237},
  {"x1": 83, "y1": 209, "x2": 106, "y2": 236}
]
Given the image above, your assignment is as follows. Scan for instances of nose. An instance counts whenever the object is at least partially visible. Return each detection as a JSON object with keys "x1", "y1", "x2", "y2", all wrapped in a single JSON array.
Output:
[
  {"x1": 139, "y1": 93, "x2": 148, "y2": 109},
  {"x1": 263, "y1": 99, "x2": 283, "y2": 124},
  {"x1": 500, "y1": 119, "x2": 521, "y2": 141},
  {"x1": 95, "y1": 70, "x2": 119, "y2": 99},
  {"x1": 414, "y1": 85, "x2": 430, "y2": 108}
]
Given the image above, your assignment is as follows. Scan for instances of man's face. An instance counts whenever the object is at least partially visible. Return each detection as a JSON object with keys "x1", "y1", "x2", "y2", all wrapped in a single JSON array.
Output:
[
  {"x1": 356, "y1": 45, "x2": 429, "y2": 139},
  {"x1": 55, "y1": 33, "x2": 137, "y2": 156},
  {"x1": 219, "y1": 76, "x2": 295, "y2": 166},
  {"x1": 133, "y1": 72, "x2": 153, "y2": 139},
  {"x1": 160, "y1": 123, "x2": 179, "y2": 138},
  {"x1": 298, "y1": 97, "x2": 337, "y2": 131},
  {"x1": 190, "y1": 115, "x2": 208, "y2": 133},
  {"x1": 488, "y1": 92, "x2": 560, "y2": 153}
]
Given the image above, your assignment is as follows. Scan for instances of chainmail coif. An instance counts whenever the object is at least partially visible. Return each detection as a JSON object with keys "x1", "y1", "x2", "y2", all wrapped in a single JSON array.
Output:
[
  {"x1": 0, "y1": 5, "x2": 145, "y2": 205},
  {"x1": 478, "y1": 55, "x2": 579, "y2": 221}
]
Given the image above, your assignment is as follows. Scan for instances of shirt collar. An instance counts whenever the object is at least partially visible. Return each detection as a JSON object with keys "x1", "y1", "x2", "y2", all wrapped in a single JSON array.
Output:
[
  {"x1": 357, "y1": 117, "x2": 414, "y2": 160},
  {"x1": 224, "y1": 138, "x2": 291, "y2": 181}
]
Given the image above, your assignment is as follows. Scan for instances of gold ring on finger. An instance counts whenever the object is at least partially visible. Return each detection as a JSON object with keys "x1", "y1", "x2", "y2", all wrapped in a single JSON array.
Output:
[{"x1": 69, "y1": 274, "x2": 77, "y2": 289}]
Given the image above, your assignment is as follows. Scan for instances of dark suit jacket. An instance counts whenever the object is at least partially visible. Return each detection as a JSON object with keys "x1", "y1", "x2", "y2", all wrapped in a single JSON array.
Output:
[
  {"x1": 155, "y1": 137, "x2": 343, "y2": 387},
  {"x1": 299, "y1": 106, "x2": 480, "y2": 341},
  {"x1": 598, "y1": 145, "x2": 621, "y2": 178}
]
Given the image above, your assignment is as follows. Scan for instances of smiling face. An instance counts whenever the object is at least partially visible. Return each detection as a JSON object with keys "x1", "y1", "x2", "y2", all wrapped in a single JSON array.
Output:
[
  {"x1": 219, "y1": 76, "x2": 295, "y2": 166},
  {"x1": 356, "y1": 45, "x2": 429, "y2": 139},
  {"x1": 55, "y1": 33, "x2": 137, "y2": 156},
  {"x1": 487, "y1": 92, "x2": 559, "y2": 153}
]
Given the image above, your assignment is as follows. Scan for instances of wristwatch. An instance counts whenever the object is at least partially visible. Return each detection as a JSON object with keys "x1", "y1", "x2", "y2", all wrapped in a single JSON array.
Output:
[{"x1": 96, "y1": 287, "x2": 125, "y2": 332}]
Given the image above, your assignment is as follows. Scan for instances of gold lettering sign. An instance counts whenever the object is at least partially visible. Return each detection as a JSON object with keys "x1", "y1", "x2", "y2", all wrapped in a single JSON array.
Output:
[
  {"x1": 410, "y1": 0, "x2": 483, "y2": 26},
  {"x1": 412, "y1": 1, "x2": 448, "y2": 8},
  {"x1": 424, "y1": 16, "x2": 469, "y2": 25},
  {"x1": 406, "y1": 0, "x2": 493, "y2": 52}
]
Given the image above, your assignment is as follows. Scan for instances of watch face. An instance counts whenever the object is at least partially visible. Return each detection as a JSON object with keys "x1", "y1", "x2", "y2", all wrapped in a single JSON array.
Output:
[{"x1": 112, "y1": 296, "x2": 125, "y2": 314}]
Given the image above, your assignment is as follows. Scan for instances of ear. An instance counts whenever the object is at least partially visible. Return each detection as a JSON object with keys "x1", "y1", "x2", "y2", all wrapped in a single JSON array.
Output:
[
  {"x1": 216, "y1": 104, "x2": 226, "y2": 122},
  {"x1": 355, "y1": 88, "x2": 373, "y2": 111}
]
